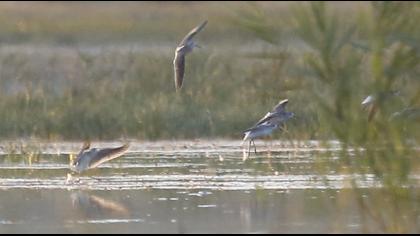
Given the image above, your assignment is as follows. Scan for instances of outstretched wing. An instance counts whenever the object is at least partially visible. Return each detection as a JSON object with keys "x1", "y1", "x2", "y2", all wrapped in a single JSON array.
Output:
[
  {"x1": 73, "y1": 141, "x2": 91, "y2": 165},
  {"x1": 88, "y1": 144, "x2": 130, "y2": 169},
  {"x1": 243, "y1": 112, "x2": 274, "y2": 132},
  {"x1": 272, "y1": 99, "x2": 289, "y2": 113},
  {"x1": 179, "y1": 20, "x2": 208, "y2": 46},
  {"x1": 173, "y1": 51, "x2": 186, "y2": 90},
  {"x1": 253, "y1": 112, "x2": 276, "y2": 127},
  {"x1": 247, "y1": 99, "x2": 290, "y2": 129}
]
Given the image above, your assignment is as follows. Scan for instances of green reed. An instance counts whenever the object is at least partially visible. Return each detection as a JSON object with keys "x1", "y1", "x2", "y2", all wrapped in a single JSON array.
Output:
[{"x1": 234, "y1": 1, "x2": 420, "y2": 233}]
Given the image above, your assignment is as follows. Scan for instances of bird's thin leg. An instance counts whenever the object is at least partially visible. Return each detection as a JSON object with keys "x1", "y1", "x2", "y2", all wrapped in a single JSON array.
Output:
[
  {"x1": 253, "y1": 140, "x2": 257, "y2": 154},
  {"x1": 247, "y1": 140, "x2": 251, "y2": 158},
  {"x1": 269, "y1": 138, "x2": 273, "y2": 152},
  {"x1": 279, "y1": 124, "x2": 288, "y2": 133},
  {"x1": 268, "y1": 153, "x2": 274, "y2": 172}
]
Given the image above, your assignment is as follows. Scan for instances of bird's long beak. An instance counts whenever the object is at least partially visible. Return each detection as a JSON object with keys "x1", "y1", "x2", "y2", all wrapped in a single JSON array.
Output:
[{"x1": 195, "y1": 44, "x2": 202, "y2": 49}]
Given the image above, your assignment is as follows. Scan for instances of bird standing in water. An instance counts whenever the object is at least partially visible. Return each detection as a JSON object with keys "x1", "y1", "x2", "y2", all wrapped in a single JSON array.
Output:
[{"x1": 243, "y1": 99, "x2": 294, "y2": 158}]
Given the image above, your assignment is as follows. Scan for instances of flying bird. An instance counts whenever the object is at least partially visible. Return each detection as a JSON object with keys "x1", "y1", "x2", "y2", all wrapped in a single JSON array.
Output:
[
  {"x1": 173, "y1": 20, "x2": 208, "y2": 91},
  {"x1": 70, "y1": 141, "x2": 129, "y2": 173}
]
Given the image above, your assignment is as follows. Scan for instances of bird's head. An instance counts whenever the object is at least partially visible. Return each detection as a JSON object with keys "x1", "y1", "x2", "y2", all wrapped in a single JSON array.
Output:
[
  {"x1": 289, "y1": 112, "x2": 295, "y2": 119},
  {"x1": 283, "y1": 111, "x2": 295, "y2": 121}
]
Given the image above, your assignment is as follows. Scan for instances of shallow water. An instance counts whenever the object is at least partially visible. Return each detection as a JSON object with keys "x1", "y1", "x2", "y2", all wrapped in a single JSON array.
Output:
[{"x1": 0, "y1": 140, "x2": 418, "y2": 233}]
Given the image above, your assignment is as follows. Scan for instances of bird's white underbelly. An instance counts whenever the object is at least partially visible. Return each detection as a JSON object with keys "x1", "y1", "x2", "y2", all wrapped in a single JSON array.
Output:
[{"x1": 243, "y1": 126, "x2": 276, "y2": 140}]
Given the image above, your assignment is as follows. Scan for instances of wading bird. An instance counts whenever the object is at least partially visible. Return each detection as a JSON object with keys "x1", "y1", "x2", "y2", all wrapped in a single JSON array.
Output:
[
  {"x1": 243, "y1": 99, "x2": 294, "y2": 158},
  {"x1": 173, "y1": 20, "x2": 208, "y2": 91},
  {"x1": 70, "y1": 141, "x2": 129, "y2": 173}
]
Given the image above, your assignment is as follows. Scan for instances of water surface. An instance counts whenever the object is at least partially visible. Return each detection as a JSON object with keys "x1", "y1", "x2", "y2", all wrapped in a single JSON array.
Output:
[{"x1": 0, "y1": 140, "x2": 418, "y2": 233}]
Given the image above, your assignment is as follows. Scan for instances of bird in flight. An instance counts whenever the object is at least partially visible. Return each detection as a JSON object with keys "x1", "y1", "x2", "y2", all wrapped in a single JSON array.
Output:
[
  {"x1": 173, "y1": 20, "x2": 208, "y2": 91},
  {"x1": 70, "y1": 141, "x2": 129, "y2": 173}
]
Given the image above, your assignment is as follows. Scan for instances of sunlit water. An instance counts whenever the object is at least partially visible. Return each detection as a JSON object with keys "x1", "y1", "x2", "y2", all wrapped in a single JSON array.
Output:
[{"x1": 0, "y1": 140, "x2": 418, "y2": 233}]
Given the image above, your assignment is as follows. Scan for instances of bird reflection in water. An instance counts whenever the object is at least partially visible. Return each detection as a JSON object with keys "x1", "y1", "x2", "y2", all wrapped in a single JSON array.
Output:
[{"x1": 70, "y1": 191, "x2": 130, "y2": 218}]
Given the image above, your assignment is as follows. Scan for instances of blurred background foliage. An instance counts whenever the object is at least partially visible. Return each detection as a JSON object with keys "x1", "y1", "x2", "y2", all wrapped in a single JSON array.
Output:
[
  {"x1": 0, "y1": 1, "x2": 302, "y2": 140},
  {"x1": 0, "y1": 2, "x2": 417, "y2": 143},
  {"x1": 234, "y1": 1, "x2": 420, "y2": 233},
  {"x1": 0, "y1": 1, "x2": 417, "y2": 141}
]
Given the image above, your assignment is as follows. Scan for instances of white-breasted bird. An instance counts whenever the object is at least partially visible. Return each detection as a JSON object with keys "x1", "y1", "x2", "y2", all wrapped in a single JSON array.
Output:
[
  {"x1": 243, "y1": 99, "x2": 294, "y2": 157},
  {"x1": 173, "y1": 20, "x2": 208, "y2": 91}
]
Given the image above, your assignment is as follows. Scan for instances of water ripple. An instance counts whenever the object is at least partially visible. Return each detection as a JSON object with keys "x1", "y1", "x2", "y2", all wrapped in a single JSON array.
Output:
[{"x1": 0, "y1": 174, "x2": 389, "y2": 190}]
